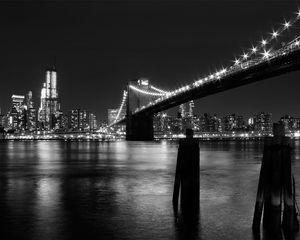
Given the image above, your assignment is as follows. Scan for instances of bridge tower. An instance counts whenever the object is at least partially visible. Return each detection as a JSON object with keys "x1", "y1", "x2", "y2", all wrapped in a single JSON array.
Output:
[{"x1": 126, "y1": 79, "x2": 155, "y2": 141}]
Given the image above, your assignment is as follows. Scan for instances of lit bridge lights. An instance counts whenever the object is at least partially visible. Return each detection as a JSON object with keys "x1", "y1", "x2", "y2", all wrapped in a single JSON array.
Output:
[
  {"x1": 112, "y1": 90, "x2": 127, "y2": 125},
  {"x1": 111, "y1": 6, "x2": 300, "y2": 125},
  {"x1": 129, "y1": 85, "x2": 165, "y2": 96},
  {"x1": 271, "y1": 31, "x2": 278, "y2": 38}
]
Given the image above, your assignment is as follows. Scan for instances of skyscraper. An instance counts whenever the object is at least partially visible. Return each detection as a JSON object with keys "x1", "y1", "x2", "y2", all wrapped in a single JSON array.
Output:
[
  {"x1": 9, "y1": 95, "x2": 25, "y2": 130},
  {"x1": 68, "y1": 109, "x2": 97, "y2": 132},
  {"x1": 38, "y1": 66, "x2": 60, "y2": 130},
  {"x1": 108, "y1": 109, "x2": 119, "y2": 125},
  {"x1": 25, "y1": 91, "x2": 33, "y2": 109},
  {"x1": 188, "y1": 100, "x2": 194, "y2": 117},
  {"x1": 253, "y1": 112, "x2": 272, "y2": 135},
  {"x1": 179, "y1": 104, "x2": 186, "y2": 118},
  {"x1": 280, "y1": 115, "x2": 300, "y2": 132},
  {"x1": 89, "y1": 113, "x2": 97, "y2": 132},
  {"x1": 11, "y1": 95, "x2": 25, "y2": 111},
  {"x1": 25, "y1": 91, "x2": 37, "y2": 132}
]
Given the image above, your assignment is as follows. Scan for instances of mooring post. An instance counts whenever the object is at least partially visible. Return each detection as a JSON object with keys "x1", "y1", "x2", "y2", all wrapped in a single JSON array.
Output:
[
  {"x1": 262, "y1": 137, "x2": 273, "y2": 231},
  {"x1": 268, "y1": 124, "x2": 284, "y2": 240},
  {"x1": 282, "y1": 136, "x2": 299, "y2": 240},
  {"x1": 252, "y1": 137, "x2": 272, "y2": 232},
  {"x1": 252, "y1": 123, "x2": 299, "y2": 240},
  {"x1": 173, "y1": 129, "x2": 200, "y2": 218},
  {"x1": 173, "y1": 145, "x2": 182, "y2": 214}
]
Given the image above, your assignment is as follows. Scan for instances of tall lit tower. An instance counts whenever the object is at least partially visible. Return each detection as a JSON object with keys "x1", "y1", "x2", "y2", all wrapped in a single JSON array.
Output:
[
  {"x1": 188, "y1": 100, "x2": 194, "y2": 117},
  {"x1": 179, "y1": 104, "x2": 186, "y2": 118},
  {"x1": 25, "y1": 91, "x2": 34, "y2": 109},
  {"x1": 38, "y1": 65, "x2": 60, "y2": 130}
]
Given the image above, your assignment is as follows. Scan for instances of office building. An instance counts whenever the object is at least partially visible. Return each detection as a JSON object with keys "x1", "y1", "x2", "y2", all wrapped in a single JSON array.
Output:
[
  {"x1": 253, "y1": 112, "x2": 272, "y2": 135},
  {"x1": 38, "y1": 66, "x2": 60, "y2": 130},
  {"x1": 108, "y1": 109, "x2": 119, "y2": 125}
]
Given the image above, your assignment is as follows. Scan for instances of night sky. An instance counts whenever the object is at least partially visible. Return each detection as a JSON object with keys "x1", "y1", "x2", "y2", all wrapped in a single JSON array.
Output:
[{"x1": 0, "y1": 0, "x2": 300, "y2": 122}]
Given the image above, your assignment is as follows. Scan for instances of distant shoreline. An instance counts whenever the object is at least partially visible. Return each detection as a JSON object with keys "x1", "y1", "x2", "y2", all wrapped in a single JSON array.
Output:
[{"x1": 1, "y1": 137, "x2": 299, "y2": 142}]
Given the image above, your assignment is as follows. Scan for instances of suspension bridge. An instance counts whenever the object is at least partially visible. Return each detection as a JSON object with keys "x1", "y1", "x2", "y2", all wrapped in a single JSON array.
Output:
[{"x1": 110, "y1": 9, "x2": 300, "y2": 141}]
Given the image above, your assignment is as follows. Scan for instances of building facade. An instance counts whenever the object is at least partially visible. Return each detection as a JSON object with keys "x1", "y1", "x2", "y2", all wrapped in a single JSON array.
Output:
[{"x1": 38, "y1": 66, "x2": 60, "y2": 130}]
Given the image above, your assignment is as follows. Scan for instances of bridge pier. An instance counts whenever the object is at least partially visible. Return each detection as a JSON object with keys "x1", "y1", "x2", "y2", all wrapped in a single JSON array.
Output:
[{"x1": 126, "y1": 113, "x2": 154, "y2": 141}]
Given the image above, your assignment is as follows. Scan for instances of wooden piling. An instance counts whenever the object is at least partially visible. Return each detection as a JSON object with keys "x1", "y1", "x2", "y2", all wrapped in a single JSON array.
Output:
[
  {"x1": 173, "y1": 145, "x2": 182, "y2": 214},
  {"x1": 252, "y1": 123, "x2": 299, "y2": 239},
  {"x1": 173, "y1": 129, "x2": 200, "y2": 219},
  {"x1": 282, "y1": 137, "x2": 299, "y2": 240},
  {"x1": 268, "y1": 136, "x2": 283, "y2": 240},
  {"x1": 252, "y1": 137, "x2": 272, "y2": 232}
]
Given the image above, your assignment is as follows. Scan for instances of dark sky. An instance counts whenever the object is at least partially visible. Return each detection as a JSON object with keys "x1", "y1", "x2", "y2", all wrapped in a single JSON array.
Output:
[{"x1": 0, "y1": 0, "x2": 300, "y2": 121}]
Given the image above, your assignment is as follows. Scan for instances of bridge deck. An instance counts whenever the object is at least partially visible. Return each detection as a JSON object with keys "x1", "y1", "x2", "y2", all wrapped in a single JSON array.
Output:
[{"x1": 116, "y1": 47, "x2": 300, "y2": 124}]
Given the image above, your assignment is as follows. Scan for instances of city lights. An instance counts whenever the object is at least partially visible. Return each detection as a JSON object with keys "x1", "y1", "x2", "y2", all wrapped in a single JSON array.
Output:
[
  {"x1": 262, "y1": 49, "x2": 271, "y2": 59},
  {"x1": 284, "y1": 21, "x2": 291, "y2": 28},
  {"x1": 261, "y1": 39, "x2": 267, "y2": 46},
  {"x1": 271, "y1": 31, "x2": 278, "y2": 38},
  {"x1": 150, "y1": 85, "x2": 169, "y2": 94},
  {"x1": 0, "y1": 66, "x2": 99, "y2": 138},
  {"x1": 3, "y1": 6, "x2": 300, "y2": 140},
  {"x1": 129, "y1": 85, "x2": 166, "y2": 96},
  {"x1": 113, "y1": 90, "x2": 128, "y2": 125}
]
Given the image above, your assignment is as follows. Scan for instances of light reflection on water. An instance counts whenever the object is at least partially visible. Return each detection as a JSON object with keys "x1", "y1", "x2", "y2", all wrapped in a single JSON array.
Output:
[{"x1": 0, "y1": 140, "x2": 300, "y2": 240}]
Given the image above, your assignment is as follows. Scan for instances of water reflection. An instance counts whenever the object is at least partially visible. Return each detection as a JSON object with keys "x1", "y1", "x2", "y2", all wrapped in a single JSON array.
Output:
[{"x1": 0, "y1": 140, "x2": 300, "y2": 239}]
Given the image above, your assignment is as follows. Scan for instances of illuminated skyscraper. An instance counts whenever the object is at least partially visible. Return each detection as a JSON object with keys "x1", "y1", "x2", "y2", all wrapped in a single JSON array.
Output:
[
  {"x1": 11, "y1": 95, "x2": 25, "y2": 111},
  {"x1": 25, "y1": 91, "x2": 37, "y2": 132},
  {"x1": 108, "y1": 109, "x2": 119, "y2": 125},
  {"x1": 38, "y1": 66, "x2": 60, "y2": 130},
  {"x1": 25, "y1": 91, "x2": 34, "y2": 109},
  {"x1": 253, "y1": 112, "x2": 272, "y2": 135},
  {"x1": 89, "y1": 113, "x2": 97, "y2": 132},
  {"x1": 188, "y1": 100, "x2": 194, "y2": 117},
  {"x1": 68, "y1": 109, "x2": 97, "y2": 132},
  {"x1": 9, "y1": 95, "x2": 25, "y2": 130},
  {"x1": 179, "y1": 104, "x2": 186, "y2": 118}
]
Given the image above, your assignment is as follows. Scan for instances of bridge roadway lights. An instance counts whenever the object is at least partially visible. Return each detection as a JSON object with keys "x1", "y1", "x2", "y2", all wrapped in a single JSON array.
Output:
[{"x1": 126, "y1": 113, "x2": 154, "y2": 141}]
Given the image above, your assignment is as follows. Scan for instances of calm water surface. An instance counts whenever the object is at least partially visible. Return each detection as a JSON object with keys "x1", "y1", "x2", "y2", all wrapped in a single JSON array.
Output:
[{"x1": 1, "y1": 140, "x2": 300, "y2": 240}]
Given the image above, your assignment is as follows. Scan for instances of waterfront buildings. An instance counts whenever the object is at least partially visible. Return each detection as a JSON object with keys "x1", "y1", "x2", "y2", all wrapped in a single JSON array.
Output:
[
  {"x1": 68, "y1": 109, "x2": 98, "y2": 132},
  {"x1": 0, "y1": 66, "x2": 98, "y2": 134},
  {"x1": 152, "y1": 111, "x2": 284, "y2": 138},
  {"x1": 252, "y1": 112, "x2": 273, "y2": 135},
  {"x1": 223, "y1": 114, "x2": 245, "y2": 132},
  {"x1": 280, "y1": 115, "x2": 300, "y2": 132},
  {"x1": 197, "y1": 113, "x2": 222, "y2": 132},
  {"x1": 2, "y1": 93, "x2": 38, "y2": 133}
]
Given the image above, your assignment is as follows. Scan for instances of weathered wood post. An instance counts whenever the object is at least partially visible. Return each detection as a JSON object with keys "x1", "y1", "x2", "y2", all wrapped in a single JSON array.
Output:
[
  {"x1": 265, "y1": 124, "x2": 284, "y2": 239},
  {"x1": 252, "y1": 123, "x2": 299, "y2": 240},
  {"x1": 173, "y1": 129, "x2": 200, "y2": 219},
  {"x1": 282, "y1": 137, "x2": 299, "y2": 240},
  {"x1": 252, "y1": 137, "x2": 272, "y2": 233}
]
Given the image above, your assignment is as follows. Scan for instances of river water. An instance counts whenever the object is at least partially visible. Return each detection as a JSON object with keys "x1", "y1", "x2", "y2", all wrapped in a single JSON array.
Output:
[{"x1": 0, "y1": 140, "x2": 300, "y2": 240}]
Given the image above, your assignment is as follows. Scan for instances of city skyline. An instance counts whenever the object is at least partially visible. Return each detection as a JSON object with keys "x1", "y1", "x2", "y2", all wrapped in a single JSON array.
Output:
[
  {"x1": 0, "y1": 65, "x2": 98, "y2": 134},
  {"x1": 1, "y1": 1, "x2": 300, "y2": 121}
]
